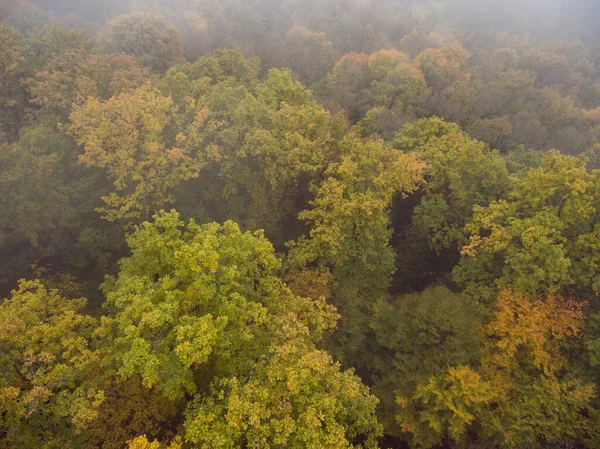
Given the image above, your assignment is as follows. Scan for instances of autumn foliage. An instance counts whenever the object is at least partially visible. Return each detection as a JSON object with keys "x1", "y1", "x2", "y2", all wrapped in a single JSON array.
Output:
[{"x1": 2, "y1": 1, "x2": 600, "y2": 448}]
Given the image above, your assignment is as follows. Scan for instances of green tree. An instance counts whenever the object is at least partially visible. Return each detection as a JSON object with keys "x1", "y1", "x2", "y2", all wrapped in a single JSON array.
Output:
[
  {"x1": 454, "y1": 151, "x2": 600, "y2": 304},
  {"x1": 0, "y1": 127, "x2": 87, "y2": 297},
  {"x1": 0, "y1": 23, "x2": 30, "y2": 140},
  {"x1": 164, "y1": 48, "x2": 260, "y2": 89},
  {"x1": 100, "y1": 210, "x2": 382, "y2": 447},
  {"x1": 393, "y1": 117, "x2": 509, "y2": 254},
  {"x1": 370, "y1": 287, "x2": 481, "y2": 434},
  {"x1": 466, "y1": 115, "x2": 512, "y2": 150},
  {"x1": 288, "y1": 134, "x2": 424, "y2": 363},
  {"x1": 324, "y1": 49, "x2": 428, "y2": 127},
  {"x1": 367, "y1": 49, "x2": 428, "y2": 115},
  {"x1": 162, "y1": 62, "x2": 341, "y2": 241},
  {"x1": 99, "y1": 13, "x2": 185, "y2": 73},
  {"x1": 415, "y1": 42, "x2": 470, "y2": 102},
  {"x1": 473, "y1": 69, "x2": 535, "y2": 120},
  {"x1": 281, "y1": 26, "x2": 337, "y2": 86},
  {"x1": 28, "y1": 26, "x2": 96, "y2": 68},
  {"x1": 0, "y1": 133, "x2": 76, "y2": 247},
  {"x1": 396, "y1": 365, "x2": 494, "y2": 449}
]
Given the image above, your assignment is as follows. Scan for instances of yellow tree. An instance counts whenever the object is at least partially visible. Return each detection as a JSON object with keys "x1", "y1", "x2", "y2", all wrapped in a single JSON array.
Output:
[
  {"x1": 476, "y1": 290, "x2": 598, "y2": 448},
  {"x1": 397, "y1": 290, "x2": 600, "y2": 449},
  {"x1": 65, "y1": 84, "x2": 209, "y2": 224},
  {"x1": 0, "y1": 280, "x2": 102, "y2": 447},
  {"x1": 28, "y1": 51, "x2": 151, "y2": 122}
]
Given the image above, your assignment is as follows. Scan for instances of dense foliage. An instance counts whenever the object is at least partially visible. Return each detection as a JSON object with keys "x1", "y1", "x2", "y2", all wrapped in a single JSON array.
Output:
[{"x1": 2, "y1": 1, "x2": 600, "y2": 448}]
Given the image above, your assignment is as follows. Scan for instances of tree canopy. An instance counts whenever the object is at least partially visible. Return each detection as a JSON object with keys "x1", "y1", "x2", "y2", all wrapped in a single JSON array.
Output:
[{"x1": 3, "y1": 1, "x2": 600, "y2": 448}]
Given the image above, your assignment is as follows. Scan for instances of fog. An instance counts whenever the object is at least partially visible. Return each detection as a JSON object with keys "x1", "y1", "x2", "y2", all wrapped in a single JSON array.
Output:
[{"x1": 14, "y1": 0, "x2": 600, "y2": 40}]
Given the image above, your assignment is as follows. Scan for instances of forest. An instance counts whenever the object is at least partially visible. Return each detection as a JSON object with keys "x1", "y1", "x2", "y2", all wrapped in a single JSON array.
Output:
[{"x1": 2, "y1": 0, "x2": 600, "y2": 447}]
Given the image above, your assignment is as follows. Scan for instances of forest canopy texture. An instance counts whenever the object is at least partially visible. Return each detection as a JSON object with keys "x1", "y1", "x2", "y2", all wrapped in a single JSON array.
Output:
[{"x1": 2, "y1": 0, "x2": 600, "y2": 448}]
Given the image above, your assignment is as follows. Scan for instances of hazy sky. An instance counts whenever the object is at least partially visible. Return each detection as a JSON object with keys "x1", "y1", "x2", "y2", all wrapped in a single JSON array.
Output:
[{"x1": 24, "y1": 0, "x2": 600, "y2": 41}]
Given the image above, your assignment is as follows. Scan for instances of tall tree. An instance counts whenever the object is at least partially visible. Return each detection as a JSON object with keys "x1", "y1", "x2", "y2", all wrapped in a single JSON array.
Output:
[
  {"x1": 100, "y1": 210, "x2": 382, "y2": 447},
  {"x1": 394, "y1": 117, "x2": 509, "y2": 254},
  {"x1": 99, "y1": 13, "x2": 185, "y2": 73},
  {"x1": 0, "y1": 280, "x2": 101, "y2": 447},
  {"x1": 0, "y1": 23, "x2": 30, "y2": 140},
  {"x1": 397, "y1": 290, "x2": 599, "y2": 449},
  {"x1": 280, "y1": 26, "x2": 337, "y2": 86},
  {"x1": 288, "y1": 134, "x2": 425, "y2": 364},
  {"x1": 370, "y1": 287, "x2": 481, "y2": 434},
  {"x1": 28, "y1": 51, "x2": 150, "y2": 122},
  {"x1": 162, "y1": 61, "x2": 341, "y2": 242},
  {"x1": 65, "y1": 84, "x2": 208, "y2": 224},
  {"x1": 454, "y1": 151, "x2": 600, "y2": 304}
]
